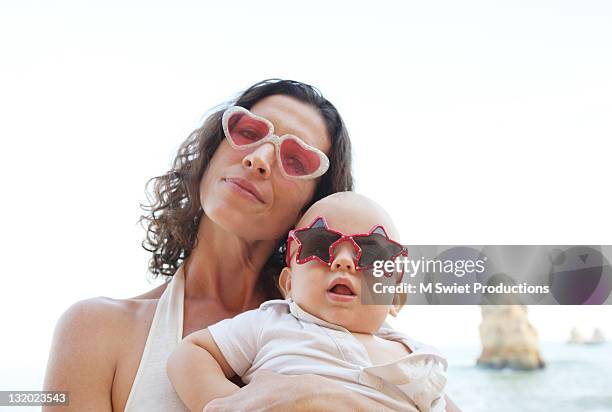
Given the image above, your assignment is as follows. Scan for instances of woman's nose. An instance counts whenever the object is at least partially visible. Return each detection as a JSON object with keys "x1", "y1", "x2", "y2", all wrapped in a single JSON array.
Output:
[
  {"x1": 330, "y1": 243, "x2": 357, "y2": 274},
  {"x1": 242, "y1": 143, "x2": 275, "y2": 178}
]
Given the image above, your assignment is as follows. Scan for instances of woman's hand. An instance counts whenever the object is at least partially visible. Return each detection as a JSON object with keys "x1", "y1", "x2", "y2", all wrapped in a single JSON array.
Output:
[{"x1": 203, "y1": 370, "x2": 394, "y2": 412}]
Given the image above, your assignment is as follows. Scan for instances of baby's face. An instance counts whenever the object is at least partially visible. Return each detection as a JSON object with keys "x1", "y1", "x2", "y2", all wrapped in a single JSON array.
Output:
[{"x1": 281, "y1": 194, "x2": 403, "y2": 333}]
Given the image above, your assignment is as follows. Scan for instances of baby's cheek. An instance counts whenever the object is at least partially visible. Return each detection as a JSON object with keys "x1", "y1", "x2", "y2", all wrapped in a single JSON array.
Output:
[{"x1": 291, "y1": 273, "x2": 325, "y2": 308}]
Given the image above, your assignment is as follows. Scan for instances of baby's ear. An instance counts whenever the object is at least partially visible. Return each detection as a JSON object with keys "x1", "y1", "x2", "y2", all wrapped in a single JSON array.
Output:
[
  {"x1": 388, "y1": 293, "x2": 406, "y2": 317},
  {"x1": 278, "y1": 267, "x2": 293, "y2": 299}
]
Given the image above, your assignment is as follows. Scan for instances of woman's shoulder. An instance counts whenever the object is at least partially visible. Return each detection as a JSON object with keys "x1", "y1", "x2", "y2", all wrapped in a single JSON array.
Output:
[
  {"x1": 55, "y1": 283, "x2": 167, "y2": 342},
  {"x1": 45, "y1": 291, "x2": 166, "y2": 410},
  {"x1": 64, "y1": 295, "x2": 140, "y2": 318},
  {"x1": 55, "y1": 297, "x2": 135, "y2": 342}
]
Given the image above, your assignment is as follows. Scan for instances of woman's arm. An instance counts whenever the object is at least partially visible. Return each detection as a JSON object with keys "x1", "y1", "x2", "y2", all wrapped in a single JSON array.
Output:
[
  {"x1": 42, "y1": 298, "x2": 119, "y2": 411},
  {"x1": 202, "y1": 370, "x2": 398, "y2": 412},
  {"x1": 203, "y1": 370, "x2": 462, "y2": 412},
  {"x1": 167, "y1": 329, "x2": 240, "y2": 412}
]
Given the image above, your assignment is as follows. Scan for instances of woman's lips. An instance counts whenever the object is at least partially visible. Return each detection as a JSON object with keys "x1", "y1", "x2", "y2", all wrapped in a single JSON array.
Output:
[{"x1": 224, "y1": 177, "x2": 265, "y2": 204}]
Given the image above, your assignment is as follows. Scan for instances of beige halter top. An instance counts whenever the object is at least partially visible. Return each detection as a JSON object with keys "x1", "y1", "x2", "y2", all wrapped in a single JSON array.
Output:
[{"x1": 124, "y1": 265, "x2": 189, "y2": 411}]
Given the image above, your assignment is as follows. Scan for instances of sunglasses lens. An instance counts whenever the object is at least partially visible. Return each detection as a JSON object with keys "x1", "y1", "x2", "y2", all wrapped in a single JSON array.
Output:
[
  {"x1": 227, "y1": 112, "x2": 270, "y2": 146},
  {"x1": 280, "y1": 138, "x2": 322, "y2": 177},
  {"x1": 295, "y1": 227, "x2": 342, "y2": 263},
  {"x1": 354, "y1": 234, "x2": 404, "y2": 268}
]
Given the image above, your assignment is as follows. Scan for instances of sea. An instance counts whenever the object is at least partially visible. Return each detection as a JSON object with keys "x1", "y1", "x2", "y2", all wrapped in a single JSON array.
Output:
[
  {"x1": 1, "y1": 342, "x2": 611, "y2": 411},
  {"x1": 441, "y1": 342, "x2": 612, "y2": 412}
]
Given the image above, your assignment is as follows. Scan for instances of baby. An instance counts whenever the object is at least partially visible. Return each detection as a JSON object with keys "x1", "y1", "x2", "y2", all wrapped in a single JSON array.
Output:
[{"x1": 167, "y1": 192, "x2": 448, "y2": 412}]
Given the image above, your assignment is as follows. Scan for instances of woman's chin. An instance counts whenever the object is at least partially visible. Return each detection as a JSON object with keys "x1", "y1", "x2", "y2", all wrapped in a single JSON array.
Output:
[{"x1": 202, "y1": 204, "x2": 279, "y2": 243}]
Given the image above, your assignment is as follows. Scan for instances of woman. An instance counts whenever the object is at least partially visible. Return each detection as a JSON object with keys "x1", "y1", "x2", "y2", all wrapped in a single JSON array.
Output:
[
  {"x1": 43, "y1": 79, "x2": 459, "y2": 411},
  {"x1": 44, "y1": 80, "x2": 368, "y2": 411}
]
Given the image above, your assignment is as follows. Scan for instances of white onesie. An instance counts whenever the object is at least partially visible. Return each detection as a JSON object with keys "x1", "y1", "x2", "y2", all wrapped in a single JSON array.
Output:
[{"x1": 208, "y1": 298, "x2": 448, "y2": 412}]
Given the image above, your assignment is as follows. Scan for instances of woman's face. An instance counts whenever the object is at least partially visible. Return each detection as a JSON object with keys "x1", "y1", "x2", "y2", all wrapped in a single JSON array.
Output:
[{"x1": 200, "y1": 94, "x2": 331, "y2": 242}]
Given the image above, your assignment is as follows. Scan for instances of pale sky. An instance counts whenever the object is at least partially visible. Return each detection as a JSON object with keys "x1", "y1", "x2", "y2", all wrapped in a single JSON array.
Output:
[{"x1": 1, "y1": 0, "x2": 611, "y2": 384}]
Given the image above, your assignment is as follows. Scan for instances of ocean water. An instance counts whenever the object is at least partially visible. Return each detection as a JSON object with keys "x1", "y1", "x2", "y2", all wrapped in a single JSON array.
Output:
[
  {"x1": 2, "y1": 343, "x2": 611, "y2": 411},
  {"x1": 441, "y1": 342, "x2": 612, "y2": 412}
]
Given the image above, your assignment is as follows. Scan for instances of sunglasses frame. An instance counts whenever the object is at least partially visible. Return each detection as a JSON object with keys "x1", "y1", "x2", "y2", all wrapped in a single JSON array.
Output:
[
  {"x1": 222, "y1": 106, "x2": 330, "y2": 180},
  {"x1": 286, "y1": 216, "x2": 408, "y2": 271}
]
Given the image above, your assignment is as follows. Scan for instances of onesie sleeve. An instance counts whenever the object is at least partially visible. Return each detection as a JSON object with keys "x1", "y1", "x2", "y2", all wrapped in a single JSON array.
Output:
[{"x1": 207, "y1": 308, "x2": 265, "y2": 377}]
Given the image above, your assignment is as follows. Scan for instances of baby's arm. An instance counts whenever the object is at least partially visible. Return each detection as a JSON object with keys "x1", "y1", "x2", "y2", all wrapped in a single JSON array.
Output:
[{"x1": 167, "y1": 328, "x2": 239, "y2": 412}]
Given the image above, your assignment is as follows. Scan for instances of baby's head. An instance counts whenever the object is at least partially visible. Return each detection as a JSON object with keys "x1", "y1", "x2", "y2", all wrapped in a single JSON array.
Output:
[{"x1": 279, "y1": 192, "x2": 407, "y2": 334}]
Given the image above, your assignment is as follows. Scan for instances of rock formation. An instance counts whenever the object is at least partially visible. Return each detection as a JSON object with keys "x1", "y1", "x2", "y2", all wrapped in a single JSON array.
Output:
[
  {"x1": 477, "y1": 305, "x2": 545, "y2": 370},
  {"x1": 568, "y1": 327, "x2": 606, "y2": 344},
  {"x1": 568, "y1": 327, "x2": 586, "y2": 344},
  {"x1": 587, "y1": 328, "x2": 606, "y2": 344}
]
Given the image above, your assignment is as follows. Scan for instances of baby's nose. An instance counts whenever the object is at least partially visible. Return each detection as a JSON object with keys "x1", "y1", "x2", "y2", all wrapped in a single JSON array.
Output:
[{"x1": 330, "y1": 242, "x2": 357, "y2": 273}]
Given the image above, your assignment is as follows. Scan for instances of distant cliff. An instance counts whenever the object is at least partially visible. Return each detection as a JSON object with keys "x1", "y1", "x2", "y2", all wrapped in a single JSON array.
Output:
[
  {"x1": 477, "y1": 305, "x2": 545, "y2": 370},
  {"x1": 569, "y1": 327, "x2": 607, "y2": 344}
]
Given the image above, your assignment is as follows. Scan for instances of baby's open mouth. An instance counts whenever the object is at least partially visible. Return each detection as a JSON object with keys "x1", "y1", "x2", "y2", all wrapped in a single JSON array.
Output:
[{"x1": 328, "y1": 284, "x2": 356, "y2": 296}]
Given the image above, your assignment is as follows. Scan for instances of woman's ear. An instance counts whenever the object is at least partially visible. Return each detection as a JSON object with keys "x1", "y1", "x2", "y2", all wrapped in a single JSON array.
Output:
[{"x1": 278, "y1": 267, "x2": 293, "y2": 299}]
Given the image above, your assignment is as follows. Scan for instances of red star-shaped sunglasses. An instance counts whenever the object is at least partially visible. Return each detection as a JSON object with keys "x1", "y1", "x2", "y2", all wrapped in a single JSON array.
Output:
[{"x1": 286, "y1": 216, "x2": 408, "y2": 272}]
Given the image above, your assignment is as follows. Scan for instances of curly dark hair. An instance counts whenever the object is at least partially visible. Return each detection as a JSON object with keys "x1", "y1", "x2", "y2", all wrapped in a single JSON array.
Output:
[{"x1": 140, "y1": 79, "x2": 354, "y2": 299}]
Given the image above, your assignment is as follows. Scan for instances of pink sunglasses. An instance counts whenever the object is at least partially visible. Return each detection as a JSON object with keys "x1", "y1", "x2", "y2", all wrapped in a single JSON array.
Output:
[
  {"x1": 222, "y1": 106, "x2": 330, "y2": 180},
  {"x1": 286, "y1": 216, "x2": 408, "y2": 272}
]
